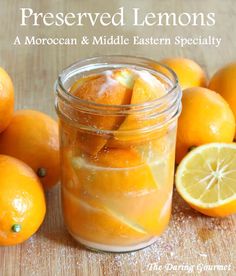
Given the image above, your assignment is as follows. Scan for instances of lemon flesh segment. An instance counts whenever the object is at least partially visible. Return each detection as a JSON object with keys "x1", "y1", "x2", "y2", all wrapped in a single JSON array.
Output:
[{"x1": 176, "y1": 143, "x2": 236, "y2": 209}]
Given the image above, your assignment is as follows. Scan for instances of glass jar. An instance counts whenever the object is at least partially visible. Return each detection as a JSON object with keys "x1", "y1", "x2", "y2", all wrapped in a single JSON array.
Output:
[{"x1": 55, "y1": 56, "x2": 182, "y2": 252}]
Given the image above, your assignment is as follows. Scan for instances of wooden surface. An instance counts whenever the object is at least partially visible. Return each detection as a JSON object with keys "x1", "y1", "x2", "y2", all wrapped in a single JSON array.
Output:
[{"x1": 0, "y1": 0, "x2": 236, "y2": 275}]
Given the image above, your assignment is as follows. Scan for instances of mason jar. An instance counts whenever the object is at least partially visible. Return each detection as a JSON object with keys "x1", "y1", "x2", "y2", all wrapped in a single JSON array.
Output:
[{"x1": 55, "y1": 56, "x2": 182, "y2": 252}]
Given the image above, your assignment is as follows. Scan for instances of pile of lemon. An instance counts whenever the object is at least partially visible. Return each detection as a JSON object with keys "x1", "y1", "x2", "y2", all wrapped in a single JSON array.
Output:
[
  {"x1": 162, "y1": 58, "x2": 236, "y2": 217},
  {"x1": 0, "y1": 58, "x2": 236, "y2": 247},
  {"x1": 0, "y1": 67, "x2": 59, "y2": 246}
]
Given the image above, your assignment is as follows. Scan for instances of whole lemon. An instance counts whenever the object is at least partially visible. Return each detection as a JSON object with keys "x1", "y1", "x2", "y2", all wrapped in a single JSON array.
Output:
[
  {"x1": 176, "y1": 87, "x2": 235, "y2": 163},
  {"x1": 209, "y1": 62, "x2": 236, "y2": 138},
  {"x1": 0, "y1": 110, "x2": 59, "y2": 189},
  {"x1": 161, "y1": 58, "x2": 208, "y2": 90},
  {"x1": 0, "y1": 155, "x2": 46, "y2": 245},
  {"x1": 0, "y1": 67, "x2": 14, "y2": 133}
]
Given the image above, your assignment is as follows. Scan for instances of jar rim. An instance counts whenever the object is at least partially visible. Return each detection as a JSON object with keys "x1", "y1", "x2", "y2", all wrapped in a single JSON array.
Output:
[{"x1": 55, "y1": 55, "x2": 180, "y2": 111}]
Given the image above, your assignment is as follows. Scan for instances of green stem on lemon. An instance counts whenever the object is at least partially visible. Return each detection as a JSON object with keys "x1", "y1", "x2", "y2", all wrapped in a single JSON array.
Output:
[
  {"x1": 188, "y1": 146, "x2": 197, "y2": 152},
  {"x1": 37, "y1": 167, "x2": 47, "y2": 178},
  {"x1": 11, "y1": 224, "x2": 21, "y2": 233}
]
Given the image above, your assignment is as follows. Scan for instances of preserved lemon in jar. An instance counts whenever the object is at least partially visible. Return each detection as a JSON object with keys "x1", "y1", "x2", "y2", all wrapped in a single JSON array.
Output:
[{"x1": 55, "y1": 56, "x2": 182, "y2": 252}]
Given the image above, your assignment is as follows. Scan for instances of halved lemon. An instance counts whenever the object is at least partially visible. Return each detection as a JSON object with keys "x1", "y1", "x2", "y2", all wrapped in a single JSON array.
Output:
[{"x1": 175, "y1": 143, "x2": 236, "y2": 217}]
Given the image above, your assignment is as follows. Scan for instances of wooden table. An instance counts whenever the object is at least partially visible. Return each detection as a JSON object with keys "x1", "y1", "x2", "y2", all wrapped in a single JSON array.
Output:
[{"x1": 0, "y1": 1, "x2": 235, "y2": 275}]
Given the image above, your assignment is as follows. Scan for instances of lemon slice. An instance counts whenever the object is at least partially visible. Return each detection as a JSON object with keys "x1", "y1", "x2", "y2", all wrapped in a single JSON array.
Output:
[
  {"x1": 117, "y1": 73, "x2": 166, "y2": 131},
  {"x1": 62, "y1": 186, "x2": 148, "y2": 239},
  {"x1": 131, "y1": 71, "x2": 166, "y2": 104},
  {"x1": 175, "y1": 143, "x2": 236, "y2": 217},
  {"x1": 70, "y1": 147, "x2": 159, "y2": 199}
]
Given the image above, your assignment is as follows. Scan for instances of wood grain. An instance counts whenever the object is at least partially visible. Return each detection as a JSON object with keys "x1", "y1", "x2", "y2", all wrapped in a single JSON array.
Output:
[{"x1": 0, "y1": 1, "x2": 236, "y2": 275}]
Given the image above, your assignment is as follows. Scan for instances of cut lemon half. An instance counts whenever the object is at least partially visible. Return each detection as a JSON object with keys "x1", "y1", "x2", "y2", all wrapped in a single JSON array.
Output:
[{"x1": 175, "y1": 143, "x2": 236, "y2": 217}]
